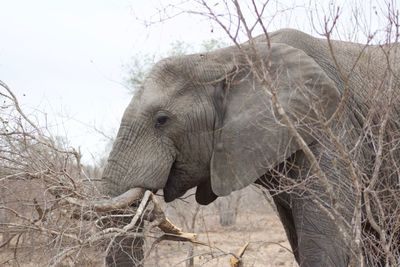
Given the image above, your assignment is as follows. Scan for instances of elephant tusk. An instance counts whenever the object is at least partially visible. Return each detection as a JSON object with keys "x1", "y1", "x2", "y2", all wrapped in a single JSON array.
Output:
[{"x1": 64, "y1": 188, "x2": 146, "y2": 212}]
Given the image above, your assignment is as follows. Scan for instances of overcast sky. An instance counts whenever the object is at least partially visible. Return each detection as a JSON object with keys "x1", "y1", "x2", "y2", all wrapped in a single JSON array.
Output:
[
  {"x1": 0, "y1": 0, "x2": 226, "y2": 163},
  {"x1": 0, "y1": 0, "x2": 390, "y2": 164}
]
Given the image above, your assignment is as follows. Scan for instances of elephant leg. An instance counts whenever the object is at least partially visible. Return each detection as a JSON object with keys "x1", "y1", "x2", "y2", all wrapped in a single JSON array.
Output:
[
  {"x1": 257, "y1": 154, "x2": 301, "y2": 262},
  {"x1": 285, "y1": 144, "x2": 356, "y2": 267},
  {"x1": 291, "y1": 198, "x2": 349, "y2": 267},
  {"x1": 272, "y1": 193, "x2": 300, "y2": 262}
]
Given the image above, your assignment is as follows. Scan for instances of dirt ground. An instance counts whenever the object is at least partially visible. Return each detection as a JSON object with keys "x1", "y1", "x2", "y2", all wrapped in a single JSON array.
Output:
[{"x1": 146, "y1": 211, "x2": 298, "y2": 267}]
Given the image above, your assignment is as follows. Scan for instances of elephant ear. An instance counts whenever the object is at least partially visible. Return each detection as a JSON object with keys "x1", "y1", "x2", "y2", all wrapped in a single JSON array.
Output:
[{"x1": 210, "y1": 43, "x2": 340, "y2": 196}]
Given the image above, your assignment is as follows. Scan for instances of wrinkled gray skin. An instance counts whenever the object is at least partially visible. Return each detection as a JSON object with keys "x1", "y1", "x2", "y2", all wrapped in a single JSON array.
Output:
[{"x1": 102, "y1": 29, "x2": 400, "y2": 267}]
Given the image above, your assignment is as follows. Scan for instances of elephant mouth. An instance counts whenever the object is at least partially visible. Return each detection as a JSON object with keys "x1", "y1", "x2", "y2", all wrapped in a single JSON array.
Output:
[
  {"x1": 162, "y1": 161, "x2": 215, "y2": 203},
  {"x1": 163, "y1": 164, "x2": 218, "y2": 204},
  {"x1": 163, "y1": 182, "x2": 187, "y2": 202}
]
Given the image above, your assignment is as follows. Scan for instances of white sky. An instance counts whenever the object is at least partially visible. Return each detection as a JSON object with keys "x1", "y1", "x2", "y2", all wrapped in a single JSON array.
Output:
[
  {"x1": 0, "y1": 0, "x2": 392, "y2": 164},
  {"x1": 0, "y1": 0, "x2": 225, "y2": 163}
]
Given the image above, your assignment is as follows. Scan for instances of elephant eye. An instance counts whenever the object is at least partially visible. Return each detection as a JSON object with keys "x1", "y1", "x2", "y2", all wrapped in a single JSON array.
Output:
[{"x1": 155, "y1": 114, "x2": 169, "y2": 128}]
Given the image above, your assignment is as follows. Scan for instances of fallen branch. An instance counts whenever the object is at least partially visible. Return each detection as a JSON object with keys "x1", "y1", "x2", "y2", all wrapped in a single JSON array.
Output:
[
  {"x1": 230, "y1": 242, "x2": 249, "y2": 267},
  {"x1": 63, "y1": 188, "x2": 145, "y2": 212},
  {"x1": 149, "y1": 193, "x2": 197, "y2": 242}
]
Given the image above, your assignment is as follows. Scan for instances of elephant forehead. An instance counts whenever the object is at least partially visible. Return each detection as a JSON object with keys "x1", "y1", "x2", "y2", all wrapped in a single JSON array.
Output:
[
  {"x1": 140, "y1": 85, "x2": 167, "y2": 105},
  {"x1": 138, "y1": 79, "x2": 182, "y2": 109}
]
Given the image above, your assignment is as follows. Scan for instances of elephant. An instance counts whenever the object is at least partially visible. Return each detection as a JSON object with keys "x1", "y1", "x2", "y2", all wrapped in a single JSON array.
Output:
[{"x1": 101, "y1": 28, "x2": 400, "y2": 266}]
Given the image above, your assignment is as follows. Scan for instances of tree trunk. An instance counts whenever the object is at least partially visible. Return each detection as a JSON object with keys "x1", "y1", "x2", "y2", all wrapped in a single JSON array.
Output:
[
  {"x1": 216, "y1": 193, "x2": 241, "y2": 226},
  {"x1": 185, "y1": 245, "x2": 194, "y2": 267},
  {"x1": 0, "y1": 186, "x2": 9, "y2": 248},
  {"x1": 185, "y1": 204, "x2": 200, "y2": 267}
]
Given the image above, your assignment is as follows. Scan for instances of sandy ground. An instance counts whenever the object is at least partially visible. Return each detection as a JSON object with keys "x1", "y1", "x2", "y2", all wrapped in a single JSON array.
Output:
[{"x1": 146, "y1": 211, "x2": 298, "y2": 267}]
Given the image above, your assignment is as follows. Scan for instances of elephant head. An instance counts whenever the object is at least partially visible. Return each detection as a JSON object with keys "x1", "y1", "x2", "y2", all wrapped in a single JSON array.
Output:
[{"x1": 101, "y1": 42, "x2": 340, "y2": 205}]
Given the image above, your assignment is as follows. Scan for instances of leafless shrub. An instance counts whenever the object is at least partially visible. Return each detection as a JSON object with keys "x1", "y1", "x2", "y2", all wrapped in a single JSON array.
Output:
[
  {"x1": 0, "y1": 82, "x2": 199, "y2": 266},
  {"x1": 0, "y1": 80, "x2": 104, "y2": 265}
]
